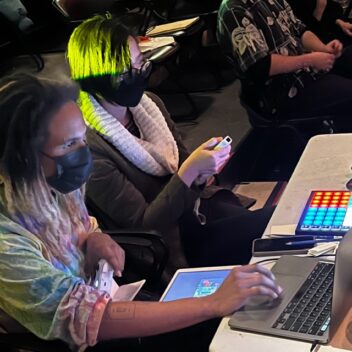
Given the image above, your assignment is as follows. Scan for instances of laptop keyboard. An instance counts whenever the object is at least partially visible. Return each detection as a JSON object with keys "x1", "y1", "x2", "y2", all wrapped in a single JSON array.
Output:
[{"x1": 272, "y1": 262, "x2": 334, "y2": 336}]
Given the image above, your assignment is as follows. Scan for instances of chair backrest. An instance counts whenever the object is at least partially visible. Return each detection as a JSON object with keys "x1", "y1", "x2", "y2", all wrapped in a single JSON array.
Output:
[
  {"x1": 86, "y1": 196, "x2": 169, "y2": 286},
  {"x1": 52, "y1": 0, "x2": 115, "y2": 20},
  {"x1": 239, "y1": 91, "x2": 277, "y2": 128}
]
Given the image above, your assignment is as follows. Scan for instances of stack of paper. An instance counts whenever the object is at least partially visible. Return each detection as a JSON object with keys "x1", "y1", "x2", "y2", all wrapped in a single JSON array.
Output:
[
  {"x1": 138, "y1": 36, "x2": 176, "y2": 53},
  {"x1": 110, "y1": 279, "x2": 146, "y2": 301},
  {"x1": 146, "y1": 17, "x2": 200, "y2": 36}
]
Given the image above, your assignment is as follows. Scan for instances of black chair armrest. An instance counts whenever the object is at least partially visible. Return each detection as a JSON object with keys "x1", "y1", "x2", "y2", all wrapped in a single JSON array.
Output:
[
  {"x1": 0, "y1": 331, "x2": 70, "y2": 352},
  {"x1": 105, "y1": 229, "x2": 169, "y2": 286}
]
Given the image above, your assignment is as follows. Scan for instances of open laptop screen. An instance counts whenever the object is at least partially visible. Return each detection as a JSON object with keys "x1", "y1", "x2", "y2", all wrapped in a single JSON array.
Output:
[{"x1": 160, "y1": 268, "x2": 232, "y2": 302}]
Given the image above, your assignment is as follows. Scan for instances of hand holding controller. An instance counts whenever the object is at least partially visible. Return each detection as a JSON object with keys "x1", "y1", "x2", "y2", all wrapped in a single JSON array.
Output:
[
  {"x1": 213, "y1": 136, "x2": 232, "y2": 151},
  {"x1": 93, "y1": 259, "x2": 114, "y2": 294}
]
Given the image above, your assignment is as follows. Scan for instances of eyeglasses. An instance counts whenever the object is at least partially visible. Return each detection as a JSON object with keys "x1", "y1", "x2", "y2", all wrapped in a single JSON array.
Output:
[{"x1": 113, "y1": 60, "x2": 152, "y2": 85}]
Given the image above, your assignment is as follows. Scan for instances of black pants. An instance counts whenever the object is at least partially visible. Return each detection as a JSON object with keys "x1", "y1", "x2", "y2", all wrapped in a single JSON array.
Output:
[
  {"x1": 276, "y1": 44, "x2": 352, "y2": 124},
  {"x1": 179, "y1": 194, "x2": 275, "y2": 267}
]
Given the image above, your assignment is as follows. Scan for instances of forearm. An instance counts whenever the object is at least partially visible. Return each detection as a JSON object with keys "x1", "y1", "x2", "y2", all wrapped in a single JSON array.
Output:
[
  {"x1": 269, "y1": 54, "x2": 311, "y2": 75},
  {"x1": 301, "y1": 30, "x2": 327, "y2": 52},
  {"x1": 98, "y1": 297, "x2": 215, "y2": 340}
]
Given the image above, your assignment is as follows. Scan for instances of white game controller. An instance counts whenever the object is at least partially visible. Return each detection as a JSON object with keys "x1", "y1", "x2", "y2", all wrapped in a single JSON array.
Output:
[
  {"x1": 213, "y1": 136, "x2": 232, "y2": 151},
  {"x1": 93, "y1": 259, "x2": 114, "y2": 294}
]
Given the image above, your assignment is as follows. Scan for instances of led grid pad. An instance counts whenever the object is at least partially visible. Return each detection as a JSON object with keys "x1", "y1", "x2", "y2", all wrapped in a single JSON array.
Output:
[{"x1": 296, "y1": 191, "x2": 352, "y2": 236}]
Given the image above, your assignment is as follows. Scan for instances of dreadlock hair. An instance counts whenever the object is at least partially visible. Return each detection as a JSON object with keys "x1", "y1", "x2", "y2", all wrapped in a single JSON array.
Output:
[
  {"x1": 67, "y1": 13, "x2": 132, "y2": 104},
  {"x1": 0, "y1": 74, "x2": 90, "y2": 267}
]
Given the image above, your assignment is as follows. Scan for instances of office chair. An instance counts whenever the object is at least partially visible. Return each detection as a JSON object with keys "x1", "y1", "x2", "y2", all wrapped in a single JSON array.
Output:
[
  {"x1": 52, "y1": 0, "x2": 115, "y2": 20},
  {"x1": 0, "y1": 11, "x2": 45, "y2": 72},
  {"x1": 85, "y1": 197, "x2": 169, "y2": 287}
]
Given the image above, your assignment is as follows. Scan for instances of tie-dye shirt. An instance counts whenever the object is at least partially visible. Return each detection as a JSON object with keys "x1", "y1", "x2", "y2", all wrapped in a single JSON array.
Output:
[{"x1": 0, "y1": 203, "x2": 111, "y2": 351}]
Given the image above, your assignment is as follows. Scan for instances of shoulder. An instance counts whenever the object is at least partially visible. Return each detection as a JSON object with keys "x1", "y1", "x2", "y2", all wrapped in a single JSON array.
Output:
[
  {"x1": 86, "y1": 127, "x2": 111, "y2": 155},
  {"x1": 145, "y1": 91, "x2": 168, "y2": 114},
  {"x1": 144, "y1": 91, "x2": 173, "y2": 125}
]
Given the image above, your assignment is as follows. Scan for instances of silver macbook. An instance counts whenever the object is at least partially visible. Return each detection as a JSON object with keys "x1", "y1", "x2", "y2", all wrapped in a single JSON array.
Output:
[{"x1": 229, "y1": 231, "x2": 352, "y2": 343}]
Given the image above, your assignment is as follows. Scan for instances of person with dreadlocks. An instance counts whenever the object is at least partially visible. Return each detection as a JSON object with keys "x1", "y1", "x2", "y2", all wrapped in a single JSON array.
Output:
[
  {"x1": 0, "y1": 73, "x2": 281, "y2": 351},
  {"x1": 66, "y1": 14, "x2": 275, "y2": 274}
]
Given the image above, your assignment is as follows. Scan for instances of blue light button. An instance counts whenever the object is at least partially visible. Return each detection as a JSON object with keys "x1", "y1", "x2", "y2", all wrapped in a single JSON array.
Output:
[
  {"x1": 310, "y1": 225, "x2": 321, "y2": 231},
  {"x1": 321, "y1": 226, "x2": 331, "y2": 231},
  {"x1": 303, "y1": 221, "x2": 313, "y2": 225},
  {"x1": 331, "y1": 225, "x2": 342, "y2": 231},
  {"x1": 341, "y1": 226, "x2": 351, "y2": 232},
  {"x1": 300, "y1": 225, "x2": 311, "y2": 231}
]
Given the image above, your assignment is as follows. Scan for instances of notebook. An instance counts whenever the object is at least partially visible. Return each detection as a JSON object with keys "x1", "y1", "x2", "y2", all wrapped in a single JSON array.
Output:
[
  {"x1": 146, "y1": 17, "x2": 200, "y2": 36},
  {"x1": 228, "y1": 231, "x2": 352, "y2": 344},
  {"x1": 160, "y1": 265, "x2": 234, "y2": 302}
]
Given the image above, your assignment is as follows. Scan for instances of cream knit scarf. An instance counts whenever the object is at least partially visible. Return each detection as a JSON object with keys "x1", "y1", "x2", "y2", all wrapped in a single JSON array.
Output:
[{"x1": 81, "y1": 93, "x2": 179, "y2": 176}]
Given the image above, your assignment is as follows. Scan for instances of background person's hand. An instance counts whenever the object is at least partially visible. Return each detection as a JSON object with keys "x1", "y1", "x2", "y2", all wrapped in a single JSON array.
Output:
[
  {"x1": 178, "y1": 137, "x2": 231, "y2": 187},
  {"x1": 337, "y1": 19, "x2": 352, "y2": 37},
  {"x1": 205, "y1": 264, "x2": 283, "y2": 317},
  {"x1": 308, "y1": 51, "x2": 335, "y2": 72},
  {"x1": 325, "y1": 39, "x2": 343, "y2": 58},
  {"x1": 84, "y1": 232, "x2": 125, "y2": 278}
]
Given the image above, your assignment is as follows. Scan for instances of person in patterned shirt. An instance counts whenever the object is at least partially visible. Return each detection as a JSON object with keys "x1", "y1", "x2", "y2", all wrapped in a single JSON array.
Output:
[{"x1": 217, "y1": 0, "x2": 352, "y2": 126}]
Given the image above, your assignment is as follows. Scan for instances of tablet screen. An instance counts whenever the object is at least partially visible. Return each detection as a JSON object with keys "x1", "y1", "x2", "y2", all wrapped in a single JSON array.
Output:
[{"x1": 161, "y1": 269, "x2": 231, "y2": 302}]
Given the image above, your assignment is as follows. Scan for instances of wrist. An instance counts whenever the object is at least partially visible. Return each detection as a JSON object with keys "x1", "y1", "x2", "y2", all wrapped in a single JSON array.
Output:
[
  {"x1": 298, "y1": 54, "x2": 311, "y2": 70},
  {"x1": 201, "y1": 295, "x2": 220, "y2": 319},
  {"x1": 178, "y1": 163, "x2": 198, "y2": 188}
]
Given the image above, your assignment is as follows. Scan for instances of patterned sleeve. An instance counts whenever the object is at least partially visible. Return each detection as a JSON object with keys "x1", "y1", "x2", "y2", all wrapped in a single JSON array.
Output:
[
  {"x1": 0, "y1": 233, "x2": 110, "y2": 351},
  {"x1": 218, "y1": 2, "x2": 269, "y2": 74}
]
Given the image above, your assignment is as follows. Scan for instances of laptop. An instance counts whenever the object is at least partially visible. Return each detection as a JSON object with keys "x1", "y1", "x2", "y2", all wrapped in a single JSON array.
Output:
[
  {"x1": 160, "y1": 265, "x2": 234, "y2": 302},
  {"x1": 228, "y1": 231, "x2": 352, "y2": 344}
]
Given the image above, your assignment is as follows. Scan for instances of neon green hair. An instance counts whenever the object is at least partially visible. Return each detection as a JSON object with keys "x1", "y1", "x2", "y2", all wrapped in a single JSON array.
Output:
[{"x1": 67, "y1": 14, "x2": 131, "y2": 80}]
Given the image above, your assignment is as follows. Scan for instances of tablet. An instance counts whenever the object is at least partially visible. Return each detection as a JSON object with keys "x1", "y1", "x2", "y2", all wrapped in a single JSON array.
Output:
[{"x1": 160, "y1": 266, "x2": 234, "y2": 302}]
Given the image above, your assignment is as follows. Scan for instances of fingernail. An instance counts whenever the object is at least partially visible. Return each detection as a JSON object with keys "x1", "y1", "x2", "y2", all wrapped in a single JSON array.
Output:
[
  {"x1": 278, "y1": 286, "x2": 283, "y2": 294},
  {"x1": 117, "y1": 270, "x2": 122, "y2": 277},
  {"x1": 273, "y1": 293, "x2": 278, "y2": 299}
]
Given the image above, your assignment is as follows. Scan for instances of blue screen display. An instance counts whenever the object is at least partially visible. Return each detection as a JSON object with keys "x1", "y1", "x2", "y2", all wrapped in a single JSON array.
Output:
[{"x1": 162, "y1": 269, "x2": 231, "y2": 302}]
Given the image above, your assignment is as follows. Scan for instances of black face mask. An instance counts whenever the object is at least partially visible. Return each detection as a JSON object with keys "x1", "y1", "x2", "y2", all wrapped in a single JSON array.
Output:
[
  {"x1": 44, "y1": 146, "x2": 93, "y2": 194},
  {"x1": 111, "y1": 74, "x2": 148, "y2": 107}
]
